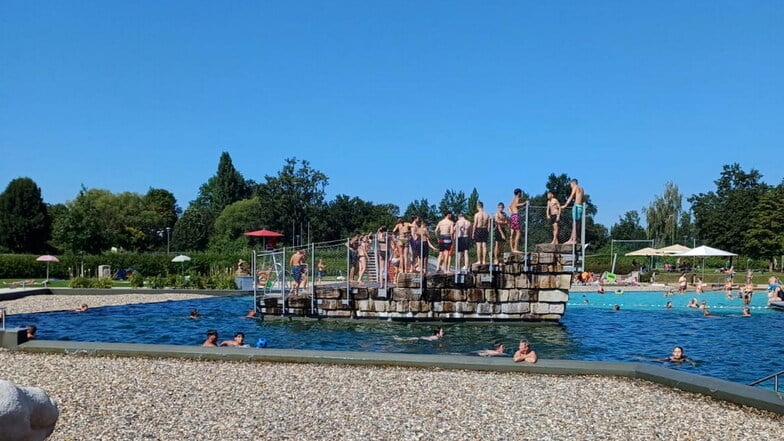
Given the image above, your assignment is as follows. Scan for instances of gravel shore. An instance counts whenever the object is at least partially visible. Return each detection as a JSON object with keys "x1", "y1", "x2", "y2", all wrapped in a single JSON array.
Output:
[
  {"x1": 0, "y1": 292, "x2": 214, "y2": 315},
  {"x1": 0, "y1": 351, "x2": 781, "y2": 441}
]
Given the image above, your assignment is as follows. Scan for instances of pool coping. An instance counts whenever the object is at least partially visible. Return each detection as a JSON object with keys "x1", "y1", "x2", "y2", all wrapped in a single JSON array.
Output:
[{"x1": 5, "y1": 336, "x2": 783, "y2": 416}]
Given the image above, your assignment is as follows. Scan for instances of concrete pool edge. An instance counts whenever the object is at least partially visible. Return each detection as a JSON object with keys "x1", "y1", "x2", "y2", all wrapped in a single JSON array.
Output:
[{"x1": 5, "y1": 338, "x2": 783, "y2": 416}]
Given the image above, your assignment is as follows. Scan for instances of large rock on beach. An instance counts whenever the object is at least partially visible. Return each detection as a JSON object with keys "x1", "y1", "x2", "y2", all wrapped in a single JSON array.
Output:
[{"x1": 0, "y1": 380, "x2": 58, "y2": 441}]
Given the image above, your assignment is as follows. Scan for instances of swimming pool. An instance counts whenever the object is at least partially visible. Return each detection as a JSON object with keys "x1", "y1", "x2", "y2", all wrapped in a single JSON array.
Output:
[{"x1": 9, "y1": 290, "x2": 784, "y2": 385}]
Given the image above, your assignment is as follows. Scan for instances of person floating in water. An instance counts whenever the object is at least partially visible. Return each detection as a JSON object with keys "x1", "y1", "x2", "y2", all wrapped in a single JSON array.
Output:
[
  {"x1": 26, "y1": 325, "x2": 36, "y2": 340},
  {"x1": 742, "y1": 307, "x2": 751, "y2": 317},
  {"x1": 245, "y1": 308, "x2": 257, "y2": 319},
  {"x1": 657, "y1": 346, "x2": 696, "y2": 366},
  {"x1": 478, "y1": 342, "x2": 507, "y2": 357},
  {"x1": 665, "y1": 301, "x2": 673, "y2": 310},
  {"x1": 420, "y1": 327, "x2": 445, "y2": 341},
  {"x1": 202, "y1": 329, "x2": 218, "y2": 347},
  {"x1": 612, "y1": 304, "x2": 621, "y2": 311},
  {"x1": 189, "y1": 309, "x2": 200, "y2": 319},
  {"x1": 513, "y1": 339, "x2": 538, "y2": 363},
  {"x1": 220, "y1": 332, "x2": 249, "y2": 347},
  {"x1": 74, "y1": 304, "x2": 88, "y2": 312}
]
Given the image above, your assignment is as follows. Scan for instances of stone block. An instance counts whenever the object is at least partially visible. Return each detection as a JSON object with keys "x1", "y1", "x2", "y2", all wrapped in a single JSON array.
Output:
[
  {"x1": 475, "y1": 273, "x2": 496, "y2": 289},
  {"x1": 356, "y1": 300, "x2": 372, "y2": 311},
  {"x1": 395, "y1": 301, "x2": 409, "y2": 313},
  {"x1": 519, "y1": 289, "x2": 534, "y2": 302},
  {"x1": 476, "y1": 303, "x2": 493, "y2": 314},
  {"x1": 396, "y1": 273, "x2": 423, "y2": 288},
  {"x1": 466, "y1": 289, "x2": 484, "y2": 302},
  {"x1": 538, "y1": 290, "x2": 569, "y2": 303},
  {"x1": 315, "y1": 287, "x2": 341, "y2": 299},
  {"x1": 501, "y1": 302, "x2": 530, "y2": 314},
  {"x1": 532, "y1": 302, "x2": 551, "y2": 314},
  {"x1": 555, "y1": 274, "x2": 572, "y2": 289},
  {"x1": 497, "y1": 290, "x2": 510, "y2": 302},
  {"x1": 440, "y1": 301, "x2": 456, "y2": 313},
  {"x1": 444, "y1": 289, "x2": 467, "y2": 302},
  {"x1": 325, "y1": 310, "x2": 352, "y2": 317},
  {"x1": 428, "y1": 274, "x2": 449, "y2": 289},
  {"x1": 515, "y1": 274, "x2": 532, "y2": 289},
  {"x1": 456, "y1": 302, "x2": 475, "y2": 313},
  {"x1": 373, "y1": 300, "x2": 389, "y2": 312},
  {"x1": 501, "y1": 274, "x2": 516, "y2": 289},
  {"x1": 537, "y1": 275, "x2": 555, "y2": 289},
  {"x1": 484, "y1": 289, "x2": 498, "y2": 303},
  {"x1": 549, "y1": 303, "x2": 565, "y2": 314},
  {"x1": 423, "y1": 289, "x2": 442, "y2": 302},
  {"x1": 352, "y1": 288, "x2": 369, "y2": 300},
  {"x1": 392, "y1": 288, "x2": 411, "y2": 301},
  {"x1": 503, "y1": 263, "x2": 522, "y2": 274}
]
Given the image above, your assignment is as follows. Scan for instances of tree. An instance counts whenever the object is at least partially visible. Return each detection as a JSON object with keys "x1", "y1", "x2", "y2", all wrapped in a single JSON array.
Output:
[
  {"x1": 467, "y1": 188, "x2": 480, "y2": 219},
  {"x1": 403, "y1": 199, "x2": 439, "y2": 225},
  {"x1": 321, "y1": 196, "x2": 399, "y2": 240},
  {"x1": 689, "y1": 164, "x2": 767, "y2": 253},
  {"x1": 744, "y1": 186, "x2": 784, "y2": 262},
  {"x1": 0, "y1": 177, "x2": 51, "y2": 253},
  {"x1": 51, "y1": 187, "x2": 108, "y2": 254},
  {"x1": 209, "y1": 198, "x2": 265, "y2": 253},
  {"x1": 438, "y1": 189, "x2": 468, "y2": 217},
  {"x1": 610, "y1": 211, "x2": 646, "y2": 241},
  {"x1": 645, "y1": 182, "x2": 682, "y2": 246},
  {"x1": 255, "y1": 158, "x2": 328, "y2": 244},
  {"x1": 172, "y1": 205, "x2": 213, "y2": 251},
  {"x1": 194, "y1": 152, "x2": 252, "y2": 215}
]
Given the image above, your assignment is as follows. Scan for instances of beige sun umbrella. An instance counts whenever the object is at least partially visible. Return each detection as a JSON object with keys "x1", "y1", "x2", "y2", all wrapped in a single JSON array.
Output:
[
  {"x1": 625, "y1": 247, "x2": 662, "y2": 256},
  {"x1": 656, "y1": 244, "x2": 692, "y2": 255}
]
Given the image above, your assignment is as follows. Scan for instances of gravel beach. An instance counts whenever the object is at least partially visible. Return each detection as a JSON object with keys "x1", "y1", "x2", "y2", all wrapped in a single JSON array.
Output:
[
  {"x1": 0, "y1": 292, "x2": 215, "y2": 315},
  {"x1": 0, "y1": 351, "x2": 781, "y2": 441}
]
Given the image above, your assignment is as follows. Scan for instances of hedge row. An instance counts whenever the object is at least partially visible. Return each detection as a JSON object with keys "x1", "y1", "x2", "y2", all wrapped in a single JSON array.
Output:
[{"x1": 0, "y1": 251, "x2": 253, "y2": 279}]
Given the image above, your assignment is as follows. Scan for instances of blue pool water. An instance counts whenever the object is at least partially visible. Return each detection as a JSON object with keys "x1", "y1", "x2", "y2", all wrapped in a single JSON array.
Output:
[{"x1": 8, "y1": 290, "x2": 784, "y2": 385}]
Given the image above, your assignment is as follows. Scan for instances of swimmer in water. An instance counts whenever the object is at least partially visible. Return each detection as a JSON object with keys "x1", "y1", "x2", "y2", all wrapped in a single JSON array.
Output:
[
  {"x1": 420, "y1": 327, "x2": 445, "y2": 341},
  {"x1": 742, "y1": 307, "x2": 751, "y2": 317},
  {"x1": 513, "y1": 339, "x2": 538, "y2": 363},
  {"x1": 220, "y1": 332, "x2": 249, "y2": 347},
  {"x1": 657, "y1": 346, "x2": 696, "y2": 366},
  {"x1": 665, "y1": 301, "x2": 673, "y2": 310},
  {"x1": 74, "y1": 304, "x2": 88, "y2": 312},
  {"x1": 245, "y1": 308, "x2": 257, "y2": 318},
  {"x1": 202, "y1": 329, "x2": 218, "y2": 347},
  {"x1": 478, "y1": 342, "x2": 507, "y2": 357},
  {"x1": 189, "y1": 309, "x2": 200, "y2": 319}
]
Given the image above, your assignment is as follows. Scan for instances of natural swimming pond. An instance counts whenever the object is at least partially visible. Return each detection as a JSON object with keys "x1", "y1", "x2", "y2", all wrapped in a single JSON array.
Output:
[{"x1": 9, "y1": 290, "x2": 784, "y2": 385}]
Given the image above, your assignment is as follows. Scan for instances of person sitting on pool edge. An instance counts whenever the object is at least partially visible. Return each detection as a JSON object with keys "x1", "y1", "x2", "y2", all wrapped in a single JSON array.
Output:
[
  {"x1": 513, "y1": 339, "x2": 538, "y2": 363},
  {"x1": 202, "y1": 329, "x2": 218, "y2": 347},
  {"x1": 220, "y1": 332, "x2": 249, "y2": 347},
  {"x1": 478, "y1": 342, "x2": 507, "y2": 357},
  {"x1": 26, "y1": 325, "x2": 36, "y2": 340}
]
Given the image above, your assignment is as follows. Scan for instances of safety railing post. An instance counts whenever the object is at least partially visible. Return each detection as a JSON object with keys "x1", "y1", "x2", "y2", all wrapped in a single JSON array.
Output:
[
  {"x1": 310, "y1": 242, "x2": 316, "y2": 315},
  {"x1": 282, "y1": 247, "x2": 287, "y2": 317},
  {"x1": 345, "y1": 238, "x2": 351, "y2": 306},
  {"x1": 489, "y1": 216, "x2": 495, "y2": 272},
  {"x1": 523, "y1": 203, "x2": 530, "y2": 271}
]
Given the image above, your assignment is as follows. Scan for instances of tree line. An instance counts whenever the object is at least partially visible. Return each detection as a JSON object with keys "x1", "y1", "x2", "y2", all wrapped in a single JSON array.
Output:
[{"x1": 1, "y1": 154, "x2": 781, "y2": 264}]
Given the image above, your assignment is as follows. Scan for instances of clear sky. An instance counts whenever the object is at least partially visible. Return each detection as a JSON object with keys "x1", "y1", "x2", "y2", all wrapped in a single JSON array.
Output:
[{"x1": 1, "y1": 1, "x2": 782, "y2": 227}]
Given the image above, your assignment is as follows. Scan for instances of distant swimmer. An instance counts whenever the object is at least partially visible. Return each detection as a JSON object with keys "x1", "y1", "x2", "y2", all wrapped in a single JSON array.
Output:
[
  {"x1": 656, "y1": 346, "x2": 696, "y2": 366},
  {"x1": 665, "y1": 301, "x2": 673, "y2": 310},
  {"x1": 742, "y1": 307, "x2": 751, "y2": 317},
  {"x1": 513, "y1": 339, "x2": 538, "y2": 363},
  {"x1": 420, "y1": 327, "x2": 445, "y2": 341},
  {"x1": 478, "y1": 342, "x2": 507, "y2": 357},
  {"x1": 74, "y1": 303, "x2": 88, "y2": 312},
  {"x1": 189, "y1": 309, "x2": 200, "y2": 319},
  {"x1": 245, "y1": 308, "x2": 257, "y2": 318},
  {"x1": 687, "y1": 298, "x2": 699, "y2": 308}
]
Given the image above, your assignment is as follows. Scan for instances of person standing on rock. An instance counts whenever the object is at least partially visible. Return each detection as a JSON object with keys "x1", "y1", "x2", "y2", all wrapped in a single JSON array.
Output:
[
  {"x1": 508, "y1": 188, "x2": 529, "y2": 253},
  {"x1": 472, "y1": 201, "x2": 490, "y2": 266},
  {"x1": 493, "y1": 203, "x2": 508, "y2": 265},
  {"x1": 561, "y1": 179, "x2": 584, "y2": 245}
]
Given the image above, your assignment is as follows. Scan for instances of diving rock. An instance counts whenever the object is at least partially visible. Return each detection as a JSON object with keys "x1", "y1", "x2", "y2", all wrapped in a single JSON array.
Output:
[{"x1": 0, "y1": 380, "x2": 59, "y2": 441}]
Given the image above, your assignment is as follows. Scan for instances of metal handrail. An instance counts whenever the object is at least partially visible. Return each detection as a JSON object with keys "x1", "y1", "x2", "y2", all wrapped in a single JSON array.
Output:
[{"x1": 749, "y1": 370, "x2": 784, "y2": 392}]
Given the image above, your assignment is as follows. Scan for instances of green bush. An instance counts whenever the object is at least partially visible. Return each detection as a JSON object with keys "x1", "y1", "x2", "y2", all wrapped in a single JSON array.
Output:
[
  {"x1": 68, "y1": 277, "x2": 92, "y2": 288},
  {"x1": 149, "y1": 276, "x2": 165, "y2": 289},
  {"x1": 92, "y1": 277, "x2": 113, "y2": 288},
  {"x1": 129, "y1": 272, "x2": 144, "y2": 288}
]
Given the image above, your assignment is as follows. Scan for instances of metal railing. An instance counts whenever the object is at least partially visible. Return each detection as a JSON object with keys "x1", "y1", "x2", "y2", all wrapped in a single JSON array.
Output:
[
  {"x1": 0, "y1": 306, "x2": 6, "y2": 329},
  {"x1": 749, "y1": 370, "x2": 784, "y2": 392}
]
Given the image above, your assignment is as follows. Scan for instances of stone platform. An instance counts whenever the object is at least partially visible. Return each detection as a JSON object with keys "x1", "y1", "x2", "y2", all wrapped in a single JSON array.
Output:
[{"x1": 258, "y1": 243, "x2": 576, "y2": 322}]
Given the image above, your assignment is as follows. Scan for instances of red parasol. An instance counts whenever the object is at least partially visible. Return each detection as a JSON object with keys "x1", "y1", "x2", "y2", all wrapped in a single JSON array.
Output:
[{"x1": 243, "y1": 229, "x2": 284, "y2": 250}]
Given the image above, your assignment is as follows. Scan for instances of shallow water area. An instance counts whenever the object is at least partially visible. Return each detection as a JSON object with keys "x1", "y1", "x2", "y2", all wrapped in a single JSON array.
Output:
[{"x1": 9, "y1": 290, "x2": 784, "y2": 385}]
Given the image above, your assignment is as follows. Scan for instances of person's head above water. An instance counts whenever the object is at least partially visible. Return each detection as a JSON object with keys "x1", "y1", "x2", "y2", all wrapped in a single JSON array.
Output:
[
  {"x1": 434, "y1": 327, "x2": 445, "y2": 338},
  {"x1": 670, "y1": 346, "x2": 685, "y2": 361}
]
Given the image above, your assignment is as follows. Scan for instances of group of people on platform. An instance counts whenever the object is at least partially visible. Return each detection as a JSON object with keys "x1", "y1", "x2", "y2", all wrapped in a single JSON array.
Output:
[{"x1": 344, "y1": 180, "x2": 585, "y2": 282}]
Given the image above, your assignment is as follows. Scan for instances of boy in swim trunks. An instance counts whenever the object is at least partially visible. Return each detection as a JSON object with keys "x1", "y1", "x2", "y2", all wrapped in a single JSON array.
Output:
[
  {"x1": 290, "y1": 249, "x2": 306, "y2": 295},
  {"x1": 392, "y1": 219, "x2": 411, "y2": 272},
  {"x1": 472, "y1": 201, "x2": 490, "y2": 265},
  {"x1": 561, "y1": 179, "x2": 584, "y2": 245},
  {"x1": 493, "y1": 202, "x2": 508, "y2": 265},
  {"x1": 509, "y1": 188, "x2": 529, "y2": 253},
  {"x1": 455, "y1": 213, "x2": 472, "y2": 271},
  {"x1": 546, "y1": 192, "x2": 561, "y2": 244},
  {"x1": 435, "y1": 213, "x2": 455, "y2": 273}
]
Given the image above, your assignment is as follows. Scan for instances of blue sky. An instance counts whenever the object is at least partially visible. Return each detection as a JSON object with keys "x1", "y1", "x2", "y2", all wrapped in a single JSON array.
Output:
[{"x1": 1, "y1": 1, "x2": 782, "y2": 227}]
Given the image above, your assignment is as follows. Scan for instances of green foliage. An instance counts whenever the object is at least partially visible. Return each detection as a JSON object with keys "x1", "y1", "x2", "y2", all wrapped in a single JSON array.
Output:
[
  {"x1": 209, "y1": 198, "x2": 264, "y2": 252},
  {"x1": 149, "y1": 275, "x2": 166, "y2": 289},
  {"x1": 644, "y1": 182, "x2": 683, "y2": 246},
  {"x1": 744, "y1": 186, "x2": 784, "y2": 260},
  {"x1": 0, "y1": 177, "x2": 51, "y2": 253},
  {"x1": 438, "y1": 189, "x2": 468, "y2": 217},
  {"x1": 68, "y1": 277, "x2": 92, "y2": 288},
  {"x1": 321, "y1": 195, "x2": 398, "y2": 240},
  {"x1": 129, "y1": 272, "x2": 145, "y2": 288},
  {"x1": 93, "y1": 277, "x2": 113, "y2": 288},
  {"x1": 689, "y1": 164, "x2": 768, "y2": 254},
  {"x1": 467, "y1": 188, "x2": 480, "y2": 219},
  {"x1": 172, "y1": 205, "x2": 213, "y2": 251},
  {"x1": 610, "y1": 211, "x2": 646, "y2": 240},
  {"x1": 403, "y1": 199, "x2": 439, "y2": 225},
  {"x1": 194, "y1": 152, "x2": 252, "y2": 215},
  {"x1": 254, "y1": 157, "x2": 328, "y2": 245}
]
